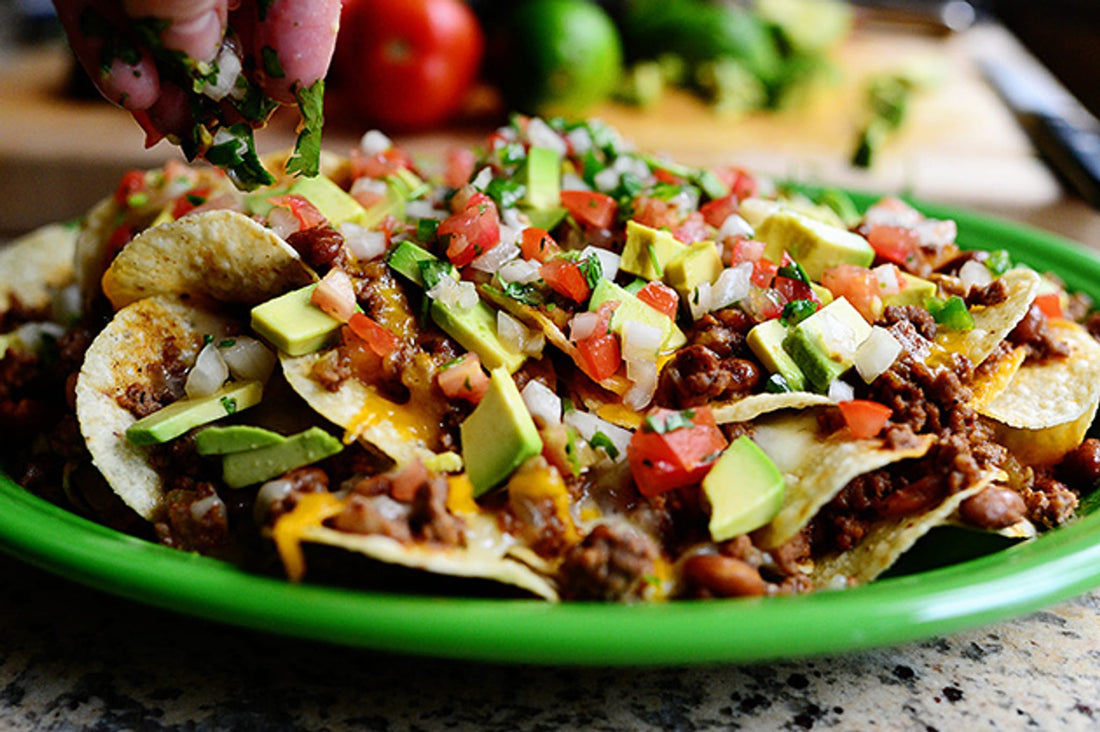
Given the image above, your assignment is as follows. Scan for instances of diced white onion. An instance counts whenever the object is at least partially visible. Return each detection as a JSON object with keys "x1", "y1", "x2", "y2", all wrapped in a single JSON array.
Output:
[
  {"x1": 526, "y1": 118, "x2": 568, "y2": 156},
  {"x1": 498, "y1": 223, "x2": 522, "y2": 248},
  {"x1": 360, "y1": 129, "x2": 393, "y2": 155},
  {"x1": 718, "y1": 213, "x2": 754, "y2": 240},
  {"x1": 219, "y1": 336, "x2": 277, "y2": 383},
  {"x1": 267, "y1": 206, "x2": 300, "y2": 239},
  {"x1": 863, "y1": 198, "x2": 922, "y2": 229},
  {"x1": 471, "y1": 239, "x2": 520, "y2": 273},
  {"x1": 959, "y1": 259, "x2": 993, "y2": 291},
  {"x1": 561, "y1": 173, "x2": 591, "y2": 192},
  {"x1": 689, "y1": 282, "x2": 713, "y2": 321},
  {"x1": 709, "y1": 262, "x2": 753, "y2": 311},
  {"x1": 185, "y1": 342, "x2": 229, "y2": 399},
  {"x1": 670, "y1": 187, "x2": 699, "y2": 214},
  {"x1": 623, "y1": 358, "x2": 658, "y2": 410},
  {"x1": 915, "y1": 218, "x2": 957, "y2": 248},
  {"x1": 580, "y1": 245, "x2": 621, "y2": 282},
  {"x1": 562, "y1": 410, "x2": 631, "y2": 462},
  {"x1": 471, "y1": 166, "x2": 493, "y2": 191},
  {"x1": 350, "y1": 176, "x2": 388, "y2": 198},
  {"x1": 621, "y1": 320, "x2": 663, "y2": 362},
  {"x1": 566, "y1": 127, "x2": 594, "y2": 155},
  {"x1": 817, "y1": 309, "x2": 866, "y2": 362},
  {"x1": 853, "y1": 325, "x2": 903, "y2": 383},
  {"x1": 497, "y1": 310, "x2": 545, "y2": 357},
  {"x1": 615, "y1": 154, "x2": 650, "y2": 181},
  {"x1": 501, "y1": 206, "x2": 529, "y2": 232},
  {"x1": 521, "y1": 380, "x2": 562, "y2": 427},
  {"x1": 405, "y1": 200, "x2": 446, "y2": 220},
  {"x1": 827, "y1": 378, "x2": 855, "y2": 402},
  {"x1": 428, "y1": 275, "x2": 479, "y2": 310},
  {"x1": 201, "y1": 44, "x2": 242, "y2": 101},
  {"x1": 594, "y1": 167, "x2": 620, "y2": 192},
  {"x1": 341, "y1": 222, "x2": 388, "y2": 261},
  {"x1": 497, "y1": 258, "x2": 542, "y2": 285},
  {"x1": 873, "y1": 264, "x2": 901, "y2": 296},
  {"x1": 569, "y1": 311, "x2": 601, "y2": 342}
]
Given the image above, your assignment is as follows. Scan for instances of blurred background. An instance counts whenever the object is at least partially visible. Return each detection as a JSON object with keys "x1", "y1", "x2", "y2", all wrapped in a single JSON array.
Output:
[{"x1": 1, "y1": 0, "x2": 1098, "y2": 238}]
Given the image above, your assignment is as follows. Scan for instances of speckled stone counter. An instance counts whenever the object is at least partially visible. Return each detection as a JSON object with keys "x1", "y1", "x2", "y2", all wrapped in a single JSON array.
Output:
[{"x1": 0, "y1": 550, "x2": 1097, "y2": 731}]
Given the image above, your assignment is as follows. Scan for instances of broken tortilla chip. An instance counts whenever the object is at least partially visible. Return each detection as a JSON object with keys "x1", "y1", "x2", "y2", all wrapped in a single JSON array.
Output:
[
  {"x1": 930, "y1": 268, "x2": 1040, "y2": 368},
  {"x1": 0, "y1": 222, "x2": 78, "y2": 319}
]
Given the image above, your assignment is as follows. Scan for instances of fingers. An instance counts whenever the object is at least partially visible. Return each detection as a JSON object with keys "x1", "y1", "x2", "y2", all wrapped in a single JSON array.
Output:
[
  {"x1": 235, "y1": 0, "x2": 340, "y2": 104},
  {"x1": 122, "y1": 0, "x2": 229, "y2": 64},
  {"x1": 54, "y1": 0, "x2": 161, "y2": 109}
]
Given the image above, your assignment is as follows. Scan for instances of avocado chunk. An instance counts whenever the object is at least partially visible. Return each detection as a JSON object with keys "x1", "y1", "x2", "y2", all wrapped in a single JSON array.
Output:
[
  {"x1": 882, "y1": 272, "x2": 936, "y2": 309},
  {"x1": 703, "y1": 435, "x2": 785, "y2": 542},
  {"x1": 195, "y1": 425, "x2": 287, "y2": 455},
  {"x1": 588, "y1": 279, "x2": 687, "y2": 352},
  {"x1": 285, "y1": 175, "x2": 369, "y2": 226},
  {"x1": 783, "y1": 296, "x2": 872, "y2": 391},
  {"x1": 664, "y1": 240, "x2": 724, "y2": 302},
  {"x1": 522, "y1": 146, "x2": 562, "y2": 211},
  {"x1": 386, "y1": 240, "x2": 458, "y2": 287},
  {"x1": 757, "y1": 210, "x2": 874, "y2": 281},
  {"x1": 747, "y1": 319, "x2": 806, "y2": 392},
  {"x1": 221, "y1": 426, "x2": 343, "y2": 489},
  {"x1": 460, "y1": 367, "x2": 543, "y2": 496},
  {"x1": 126, "y1": 380, "x2": 264, "y2": 446},
  {"x1": 619, "y1": 220, "x2": 689, "y2": 280},
  {"x1": 251, "y1": 284, "x2": 343, "y2": 357}
]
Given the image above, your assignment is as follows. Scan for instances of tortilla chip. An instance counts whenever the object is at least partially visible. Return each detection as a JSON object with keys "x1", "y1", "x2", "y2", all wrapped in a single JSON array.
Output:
[
  {"x1": 751, "y1": 411, "x2": 936, "y2": 549},
  {"x1": 712, "y1": 392, "x2": 835, "y2": 424},
  {"x1": 298, "y1": 522, "x2": 559, "y2": 601},
  {"x1": 810, "y1": 476, "x2": 994, "y2": 586},
  {"x1": 967, "y1": 346, "x2": 1027, "y2": 410},
  {"x1": 0, "y1": 222, "x2": 78, "y2": 319},
  {"x1": 74, "y1": 296, "x2": 242, "y2": 520},
  {"x1": 101, "y1": 209, "x2": 315, "y2": 310},
  {"x1": 930, "y1": 268, "x2": 1040, "y2": 367},
  {"x1": 280, "y1": 351, "x2": 445, "y2": 466}
]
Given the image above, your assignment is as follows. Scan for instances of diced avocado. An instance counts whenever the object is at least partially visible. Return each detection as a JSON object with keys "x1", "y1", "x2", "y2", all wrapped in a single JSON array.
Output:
[
  {"x1": 430, "y1": 299, "x2": 525, "y2": 373},
  {"x1": 589, "y1": 279, "x2": 687, "y2": 352},
  {"x1": 737, "y1": 197, "x2": 782, "y2": 229},
  {"x1": 703, "y1": 435, "x2": 785, "y2": 542},
  {"x1": 882, "y1": 272, "x2": 936, "y2": 309},
  {"x1": 664, "y1": 241, "x2": 723, "y2": 302},
  {"x1": 782, "y1": 297, "x2": 872, "y2": 391},
  {"x1": 285, "y1": 175, "x2": 369, "y2": 226},
  {"x1": 195, "y1": 425, "x2": 287, "y2": 455},
  {"x1": 460, "y1": 367, "x2": 543, "y2": 496},
  {"x1": 221, "y1": 426, "x2": 343, "y2": 489},
  {"x1": 524, "y1": 206, "x2": 567, "y2": 231},
  {"x1": 619, "y1": 220, "x2": 688, "y2": 280},
  {"x1": 810, "y1": 283, "x2": 834, "y2": 306},
  {"x1": 251, "y1": 284, "x2": 342, "y2": 357},
  {"x1": 522, "y1": 146, "x2": 562, "y2": 210},
  {"x1": 757, "y1": 210, "x2": 875, "y2": 282},
  {"x1": 747, "y1": 319, "x2": 806, "y2": 392},
  {"x1": 386, "y1": 240, "x2": 457, "y2": 287},
  {"x1": 126, "y1": 381, "x2": 264, "y2": 446}
]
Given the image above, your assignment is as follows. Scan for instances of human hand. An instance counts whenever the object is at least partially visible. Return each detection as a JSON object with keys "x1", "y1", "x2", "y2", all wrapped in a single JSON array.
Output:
[{"x1": 53, "y1": 0, "x2": 341, "y2": 187}]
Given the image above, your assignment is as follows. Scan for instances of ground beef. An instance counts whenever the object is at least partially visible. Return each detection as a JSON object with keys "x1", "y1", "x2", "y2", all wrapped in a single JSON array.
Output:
[
  {"x1": 880, "y1": 305, "x2": 937, "y2": 341},
  {"x1": 681, "y1": 553, "x2": 767, "y2": 598},
  {"x1": 309, "y1": 348, "x2": 353, "y2": 392},
  {"x1": 408, "y1": 474, "x2": 465, "y2": 546},
  {"x1": 655, "y1": 344, "x2": 761, "y2": 408},
  {"x1": 1009, "y1": 303, "x2": 1070, "y2": 362},
  {"x1": 350, "y1": 259, "x2": 417, "y2": 338},
  {"x1": 556, "y1": 523, "x2": 658, "y2": 601},
  {"x1": 155, "y1": 482, "x2": 231, "y2": 553},
  {"x1": 331, "y1": 469, "x2": 465, "y2": 548},
  {"x1": 867, "y1": 353, "x2": 972, "y2": 435},
  {"x1": 687, "y1": 308, "x2": 755, "y2": 359},
  {"x1": 966, "y1": 278, "x2": 1009, "y2": 307},
  {"x1": 1022, "y1": 474, "x2": 1078, "y2": 528}
]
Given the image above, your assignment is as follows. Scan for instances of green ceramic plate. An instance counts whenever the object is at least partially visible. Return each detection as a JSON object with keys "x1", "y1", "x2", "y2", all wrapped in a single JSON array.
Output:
[{"x1": 2, "y1": 198, "x2": 1100, "y2": 666}]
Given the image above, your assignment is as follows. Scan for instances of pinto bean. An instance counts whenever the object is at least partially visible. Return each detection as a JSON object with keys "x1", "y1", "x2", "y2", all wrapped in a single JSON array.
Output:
[
  {"x1": 682, "y1": 554, "x2": 767, "y2": 598},
  {"x1": 286, "y1": 224, "x2": 346, "y2": 271},
  {"x1": 1058, "y1": 438, "x2": 1100, "y2": 489},
  {"x1": 958, "y1": 486, "x2": 1026, "y2": 529}
]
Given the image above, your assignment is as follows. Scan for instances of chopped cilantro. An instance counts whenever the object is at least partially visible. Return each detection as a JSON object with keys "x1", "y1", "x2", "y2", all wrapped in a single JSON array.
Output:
[
  {"x1": 776, "y1": 260, "x2": 811, "y2": 285},
  {"x1": 419, "y1": 259, "x2": 453, "y2": 290},
  {"x1": 780, "y1": 299, "x2": 818, "y2": 327},
  {"x1": 484, "y1": 177, "x2": 526, "y2": 209},
  {"x1": 261, "y1": 46, "x2": 286, "y2": 79},
  {"x1": 217, "y1": 339, "x2": 236, "y2": 349},
  {"x1": 205, "y1": 124, "x2": 275, "y2": 190},
  {"x1": 589, "y1": 431, "x2": 620, "y2": 460},
  {"x1": 285, "y1": 79, "x2": 325, "y2": 178},
  {"x1": 765, "y1": 373, "x2": 793, "y2": 393},
  {"x1": 501, "y1": 281, "x2": 543, "y2": 306},
  {"x1": 578, "y1": 253, "x2": 603, "y2": 292},
  {"x1": 220, "y1": 396, "x2": 238, "y2": 415},
  {"x1": 643, "y1": 409, "x2": 696, "y2": 434},
  {"x1": 416, "y1": 218, "x2": 440, "y2": 242}
]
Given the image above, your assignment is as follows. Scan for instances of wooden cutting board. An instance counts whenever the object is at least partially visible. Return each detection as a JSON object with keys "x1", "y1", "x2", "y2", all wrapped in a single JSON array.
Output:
[{"x1": 0, "y1": 23, "x2": 1059, "y2": 236}]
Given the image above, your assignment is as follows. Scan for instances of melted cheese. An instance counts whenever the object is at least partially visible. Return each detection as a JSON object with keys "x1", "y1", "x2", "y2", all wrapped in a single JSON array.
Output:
[
  {"x1": 343, "y1": 388, "x2": 443, "y2": 448},
  {"x1": 272, "y1": 492, "x2": 344, "y2": 581}
]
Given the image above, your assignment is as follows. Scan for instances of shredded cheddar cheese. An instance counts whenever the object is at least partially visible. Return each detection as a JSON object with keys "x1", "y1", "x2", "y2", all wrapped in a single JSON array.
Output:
[{"x1": 272, "y1": 492, "x2": 344, "y2": 581}]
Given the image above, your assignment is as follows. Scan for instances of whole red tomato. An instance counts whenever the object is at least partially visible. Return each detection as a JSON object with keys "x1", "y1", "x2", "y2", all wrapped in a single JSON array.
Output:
[{"x1": 334, "y1": 0, "x2": 484, "y2": 130}]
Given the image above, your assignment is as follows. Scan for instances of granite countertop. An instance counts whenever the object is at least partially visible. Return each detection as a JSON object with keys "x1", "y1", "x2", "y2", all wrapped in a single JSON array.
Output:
[{"x1": 0, "y1": 548, "x2": 1097, "y2": 730}]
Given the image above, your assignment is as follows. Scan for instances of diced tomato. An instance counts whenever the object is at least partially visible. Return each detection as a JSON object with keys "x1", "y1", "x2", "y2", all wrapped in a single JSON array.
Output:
[
  {"x1": 821, "y1": 264, "x2": 881, "y2": 322},
  {"x1": 540, "y1": 258, "x2": 591, "y2": 302},
  {"x1": 866, "y1": 224, "x2": 921, "y2": 269},
  {"x1": 268, "y1": 194, "x2": 327, "y2": 230},
  {"x1": 575, "y1": 332, "x2": 621, "y2": 382},
  {"x1": 560, "y1": 190, "x2": 618, "y2": 229},
  {"x1": 347, "y1": 312, "x2": 401, "y2": 357},
  {"x1": 772, "y1": 275, "x2": 819, "y2": 306},
  {"x1": 627, "y1": 406, "x2": 728, "y2": 496},
  {"x1": 729, "y1": 238, "x2": 765, "y2": 265},
  {"x1": 350, "y1": 145, "x2": 413, "y2": 180},
  {"x1": 636, "y1": 281, "x2": 679, "y2": 319},
  {"x1": 105, "y1": 223, "x2": 135, "y2": 258},
  {"x1": 170, "y1": 186, "x2": 211, "y2": 219},
  {"x1": 1033, "y1": 293, "x2": 1064, "y2": 320},
  {"x1": 113, "y1": 169, "x2": 147, "y2": 206},
  {"x1": 837, "y1": 400, "x2": 892, "y2": 439},
  {"x1": 700, "y1": 193, "x2": 739, "y2": 229},
  {"x1": 631, "y1": 196, "x2": 679, "y2": 231},
  {"x1": 437, "y1": 353, "x2": 489, "y2": 403},
  {"x1": 751, "y1": 257, "x2": 779, "y2": 288},
  {"x1": 519, "y1": 227, "x2": 560, "y2": 263},
  {"x1": 653, "y1": 168, "x2": 685, "y2": 185},
  {"x1": 439, "y1": 196, "x2": 501, "y2": 267},
  {"x1": 714, "y1": 166, "x2": 758, "y2": 201},
  {"x1": 443, "y1": 146, "x2": 477, "y2": 189},
  {"x1": 448, "y1": 185, "x2": 490, "y2": 212},
  {"x1": 673, "y1": 211, "x2": 708, "y2": 244}
]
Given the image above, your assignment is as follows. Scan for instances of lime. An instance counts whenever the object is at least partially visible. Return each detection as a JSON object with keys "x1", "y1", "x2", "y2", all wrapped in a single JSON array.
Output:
[{"x1": 497, "y1": 0, "x2": 623, "y2": 116}]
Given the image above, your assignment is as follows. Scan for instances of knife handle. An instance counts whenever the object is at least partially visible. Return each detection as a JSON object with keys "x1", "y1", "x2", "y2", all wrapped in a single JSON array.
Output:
[{"x1": 1030, "y1": 113, "x2": 1100, "y2": 209}]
